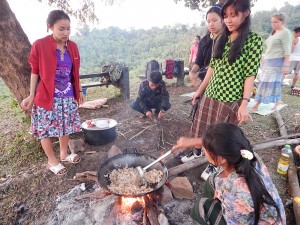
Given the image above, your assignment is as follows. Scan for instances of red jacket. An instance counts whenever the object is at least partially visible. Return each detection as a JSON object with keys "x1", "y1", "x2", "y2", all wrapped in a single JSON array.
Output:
[{"x1": 29, "y1": 35, "x2": 81, "y2": 110}]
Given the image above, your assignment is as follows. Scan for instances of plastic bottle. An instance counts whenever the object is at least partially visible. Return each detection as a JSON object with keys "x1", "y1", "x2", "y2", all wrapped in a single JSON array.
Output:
[{"x1": 277, "y1": 144, "x2": 292, "y2": 175}]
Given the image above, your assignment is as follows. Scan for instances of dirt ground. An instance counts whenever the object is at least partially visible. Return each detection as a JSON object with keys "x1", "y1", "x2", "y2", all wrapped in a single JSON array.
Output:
[{"x1": 0, "y1": 81, "x2": 299, "y2": 225}]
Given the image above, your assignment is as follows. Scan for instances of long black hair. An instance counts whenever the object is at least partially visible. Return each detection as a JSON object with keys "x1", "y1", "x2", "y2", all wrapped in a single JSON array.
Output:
[
  {"x1": 46, "y1": 10, "x2": 70, "y2": 32},
  {"x1": 202, "y1": 123, "x2": 281, "y2": 225},
  {"x1": 206, "y1": 4, "x2": 222, "y2": 20},
  {"x1": 214, "y1": 0, "x2": 251, "y2": 64}
]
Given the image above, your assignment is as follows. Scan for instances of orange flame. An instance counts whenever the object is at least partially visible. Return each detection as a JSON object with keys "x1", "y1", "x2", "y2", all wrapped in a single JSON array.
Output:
[{"x1": 121, "y1": 196, "x2": 146, "y2": 210}]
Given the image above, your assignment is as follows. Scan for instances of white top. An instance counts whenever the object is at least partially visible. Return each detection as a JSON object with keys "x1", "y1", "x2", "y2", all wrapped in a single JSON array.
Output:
[{"x1": 290, "y1": 37, "x2": 300, "y2": 61}]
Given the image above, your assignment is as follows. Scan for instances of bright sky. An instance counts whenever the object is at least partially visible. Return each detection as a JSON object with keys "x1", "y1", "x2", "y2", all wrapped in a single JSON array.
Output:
[{"x1": 7, "y1": 0, "x2": 300, "y2": 43}]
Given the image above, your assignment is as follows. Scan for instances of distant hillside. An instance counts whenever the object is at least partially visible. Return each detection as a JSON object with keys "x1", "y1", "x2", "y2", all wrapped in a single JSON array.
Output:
[{"x1": 71, "y1": 24, "x2": 206, "y2": 76}]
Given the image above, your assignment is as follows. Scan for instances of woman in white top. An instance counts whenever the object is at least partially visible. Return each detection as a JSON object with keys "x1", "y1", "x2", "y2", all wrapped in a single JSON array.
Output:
[{"x1": 290, "y1": 27, "x2": 300, "y2": 88}]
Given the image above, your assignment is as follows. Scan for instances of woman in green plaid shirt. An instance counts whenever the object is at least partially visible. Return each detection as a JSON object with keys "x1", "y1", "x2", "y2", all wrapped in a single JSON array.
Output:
[
  {"x1": 176, "y1": 2, "x2": 263, "y2": 155},
  {"x1": 181, "y1": 0, "x2": 263, "y2": 156},
  {"x1": 172, "y1": 1, "x2": 285, "y2": 224}
]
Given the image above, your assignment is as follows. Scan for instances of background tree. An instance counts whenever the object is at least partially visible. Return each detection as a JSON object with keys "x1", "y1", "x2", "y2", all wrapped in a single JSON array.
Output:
[
  {"x1": 0, "y1": 1, "x2": 31, "y2": 105},
  {"x1": 174, "y1": 0, "x2": 257, "y2": 10}
]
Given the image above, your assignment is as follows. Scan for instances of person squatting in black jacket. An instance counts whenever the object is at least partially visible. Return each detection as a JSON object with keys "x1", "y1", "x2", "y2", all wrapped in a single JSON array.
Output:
[{"x1": 131, "y1": 71, "x2": 171, "y2": 120}]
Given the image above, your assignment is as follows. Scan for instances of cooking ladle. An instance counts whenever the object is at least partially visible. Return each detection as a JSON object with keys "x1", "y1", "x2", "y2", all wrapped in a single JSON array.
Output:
[{"x1": 136, "y1": 150, "x2": 172, "y2": 177}]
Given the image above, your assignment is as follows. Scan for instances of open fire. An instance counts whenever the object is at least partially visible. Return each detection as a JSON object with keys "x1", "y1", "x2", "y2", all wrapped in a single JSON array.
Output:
[
  {"x1": 111, "y1": 191, "x2": 165, "y2": 225},
  {"x1": 121, "y1": 196, "x2": 146, "y2": 212}
]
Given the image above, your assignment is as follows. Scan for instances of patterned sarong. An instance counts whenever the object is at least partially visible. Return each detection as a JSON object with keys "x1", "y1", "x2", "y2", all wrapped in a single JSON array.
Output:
[
  {"x1": 255, "y1": 58, "x2": 284, "y2": 104},
  {"x1": 190, "y1": 96, "x2": 241, "y2": 138}
]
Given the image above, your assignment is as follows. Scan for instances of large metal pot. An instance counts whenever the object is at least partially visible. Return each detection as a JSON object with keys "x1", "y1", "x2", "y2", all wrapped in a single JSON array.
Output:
[
  {"x1": 81, "y1": 118, "x2": 117, "y2": 145},
  {"x1": 97, "y1": 150, "x2": 168, "y2": 197}
]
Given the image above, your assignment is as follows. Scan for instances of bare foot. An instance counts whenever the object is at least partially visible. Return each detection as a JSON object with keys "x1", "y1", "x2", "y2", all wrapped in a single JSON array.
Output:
[
  {"x1": 271, "y1": 101, "x2": 283, "y2": 110},
  {"x1": 248, "y1": 107, "x2": 258, "y2": 113}
]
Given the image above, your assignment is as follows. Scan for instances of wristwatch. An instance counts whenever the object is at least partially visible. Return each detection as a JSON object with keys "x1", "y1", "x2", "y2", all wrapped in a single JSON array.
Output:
[{"x1": 242, "y1": 98, "x2": 250, "y2": 102}]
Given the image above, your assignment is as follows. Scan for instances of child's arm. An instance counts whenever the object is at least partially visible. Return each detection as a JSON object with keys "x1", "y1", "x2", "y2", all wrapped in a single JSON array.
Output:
[{"x1": 172, "y1": 137, "x2": 203, "y2": 151}]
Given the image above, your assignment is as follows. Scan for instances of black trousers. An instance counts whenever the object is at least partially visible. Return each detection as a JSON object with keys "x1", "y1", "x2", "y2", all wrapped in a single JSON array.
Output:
[{"x1": 130, "y1": 100, "x2": 170, "y2": 114}]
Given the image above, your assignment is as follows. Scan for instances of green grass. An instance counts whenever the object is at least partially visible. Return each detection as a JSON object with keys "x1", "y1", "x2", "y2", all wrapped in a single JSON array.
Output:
[
  {"x1": 0, "y1": 79, "x2": 11, "y2": 97},
  {"x1": 0, "y1": 95, "x2": 45, "y2": 175}
]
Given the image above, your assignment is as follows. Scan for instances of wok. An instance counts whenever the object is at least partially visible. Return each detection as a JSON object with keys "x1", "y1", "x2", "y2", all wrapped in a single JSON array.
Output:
[{"x1": 97, "y1": 149, "x2": 168, "y2": 197}]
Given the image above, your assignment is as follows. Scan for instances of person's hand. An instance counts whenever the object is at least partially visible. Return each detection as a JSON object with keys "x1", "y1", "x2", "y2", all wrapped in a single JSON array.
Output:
[
  {"x1": 192, "y1": 90, "x2": 201, "y2": 105},
  {"x1": 157, "y1": 110, "x2": 165, "y2": 119},
  {"x1": 237, "y1": 105, "x2": 252, "y2": 125},
  {"x1": 282, "y1": 66, "x2": 289, "y2": 76},
  {"x1": 21, "y1": 95, "x2": 34, "y2": 110},
  {"x1": 79, "y1": 92, "x2": 85, "y2": 105},
  {"x1": 146, "y1": 111, "x2": 153, "y2": 119},
  {"x1": 189, "y1": 71, "x2": 199, "y2": 88},
  {"x1": 172, "y1": 137, "x2": 195, "y2": 152}
]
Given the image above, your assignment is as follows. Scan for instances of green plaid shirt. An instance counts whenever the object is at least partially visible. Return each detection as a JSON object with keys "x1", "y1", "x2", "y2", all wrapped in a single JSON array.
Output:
[{"x1": 205, "y1": 31, "x2": 263, "y2": 102}]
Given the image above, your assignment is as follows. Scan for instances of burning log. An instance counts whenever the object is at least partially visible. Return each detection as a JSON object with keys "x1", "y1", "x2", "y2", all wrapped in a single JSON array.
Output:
[
  {"x1": 143, "y1": 208, "x2": 147, "y2": 225},
  {"x1": 145, "y1": 196, "x2": 160, "y2": 225}
]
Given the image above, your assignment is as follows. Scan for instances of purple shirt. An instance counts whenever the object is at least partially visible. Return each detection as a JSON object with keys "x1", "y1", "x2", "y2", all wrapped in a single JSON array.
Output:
[{"x1": 54, "y1": 49, "x2": 74, "y2": 97}]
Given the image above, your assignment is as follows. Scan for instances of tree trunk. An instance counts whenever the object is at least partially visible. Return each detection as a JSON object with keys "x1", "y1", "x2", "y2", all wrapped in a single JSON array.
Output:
[{"x1": 0, "y1": 0, "x2": 31, "y2": 104}]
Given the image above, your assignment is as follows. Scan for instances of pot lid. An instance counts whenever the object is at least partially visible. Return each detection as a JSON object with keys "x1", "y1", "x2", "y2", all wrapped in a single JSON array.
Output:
[{"x1": 81, "y1": 118, "x2": 117, "y2": 130}]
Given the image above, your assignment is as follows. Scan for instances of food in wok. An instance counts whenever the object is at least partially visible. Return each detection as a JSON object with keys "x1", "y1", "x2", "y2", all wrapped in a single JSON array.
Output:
[{"x1": 106, "y1": 167, "x2": 163, "y2": 195}]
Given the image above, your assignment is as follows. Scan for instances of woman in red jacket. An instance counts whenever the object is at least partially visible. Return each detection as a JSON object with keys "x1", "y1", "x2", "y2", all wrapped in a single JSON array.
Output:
[{"x1": 21, "y1": 10, "x2": 84, "y2": 175}]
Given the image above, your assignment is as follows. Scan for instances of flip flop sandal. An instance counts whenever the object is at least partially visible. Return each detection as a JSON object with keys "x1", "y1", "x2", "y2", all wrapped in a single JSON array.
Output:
[
  {"x1": 61, "y1": 153, "x2": 81, "y2": 164},
  {"x1": 48, "y1": 163, "x2": 67, "y2": 175}
]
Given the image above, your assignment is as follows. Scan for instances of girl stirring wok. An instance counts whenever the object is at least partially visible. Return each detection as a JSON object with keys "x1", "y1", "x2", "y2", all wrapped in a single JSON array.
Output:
[{"x1": 173, "y1": 123, "x2": 286, "y2": 224}]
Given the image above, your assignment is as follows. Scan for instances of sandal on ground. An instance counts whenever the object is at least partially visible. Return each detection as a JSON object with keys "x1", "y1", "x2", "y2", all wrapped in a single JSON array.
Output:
[
  {"x1": 48, "y1": 163, "x2": 67, "y2": 175},
  {"x1": 61, "y1": 153, "x2": 81, "y2": 164}
]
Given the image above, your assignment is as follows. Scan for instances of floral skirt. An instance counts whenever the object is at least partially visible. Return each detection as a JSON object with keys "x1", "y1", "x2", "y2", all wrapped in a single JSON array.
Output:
[{"x1": 30, "y1": 97, "x2": 81, "y2": 139}]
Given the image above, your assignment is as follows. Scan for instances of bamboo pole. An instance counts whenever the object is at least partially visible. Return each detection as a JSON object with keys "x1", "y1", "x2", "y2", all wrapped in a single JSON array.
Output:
[
  {"x1": 273, "y1": 111, "x2": 288, "y2": 136},
  {"x1": 253, "y1": 138, "x2": 300, "y2": 150}
]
